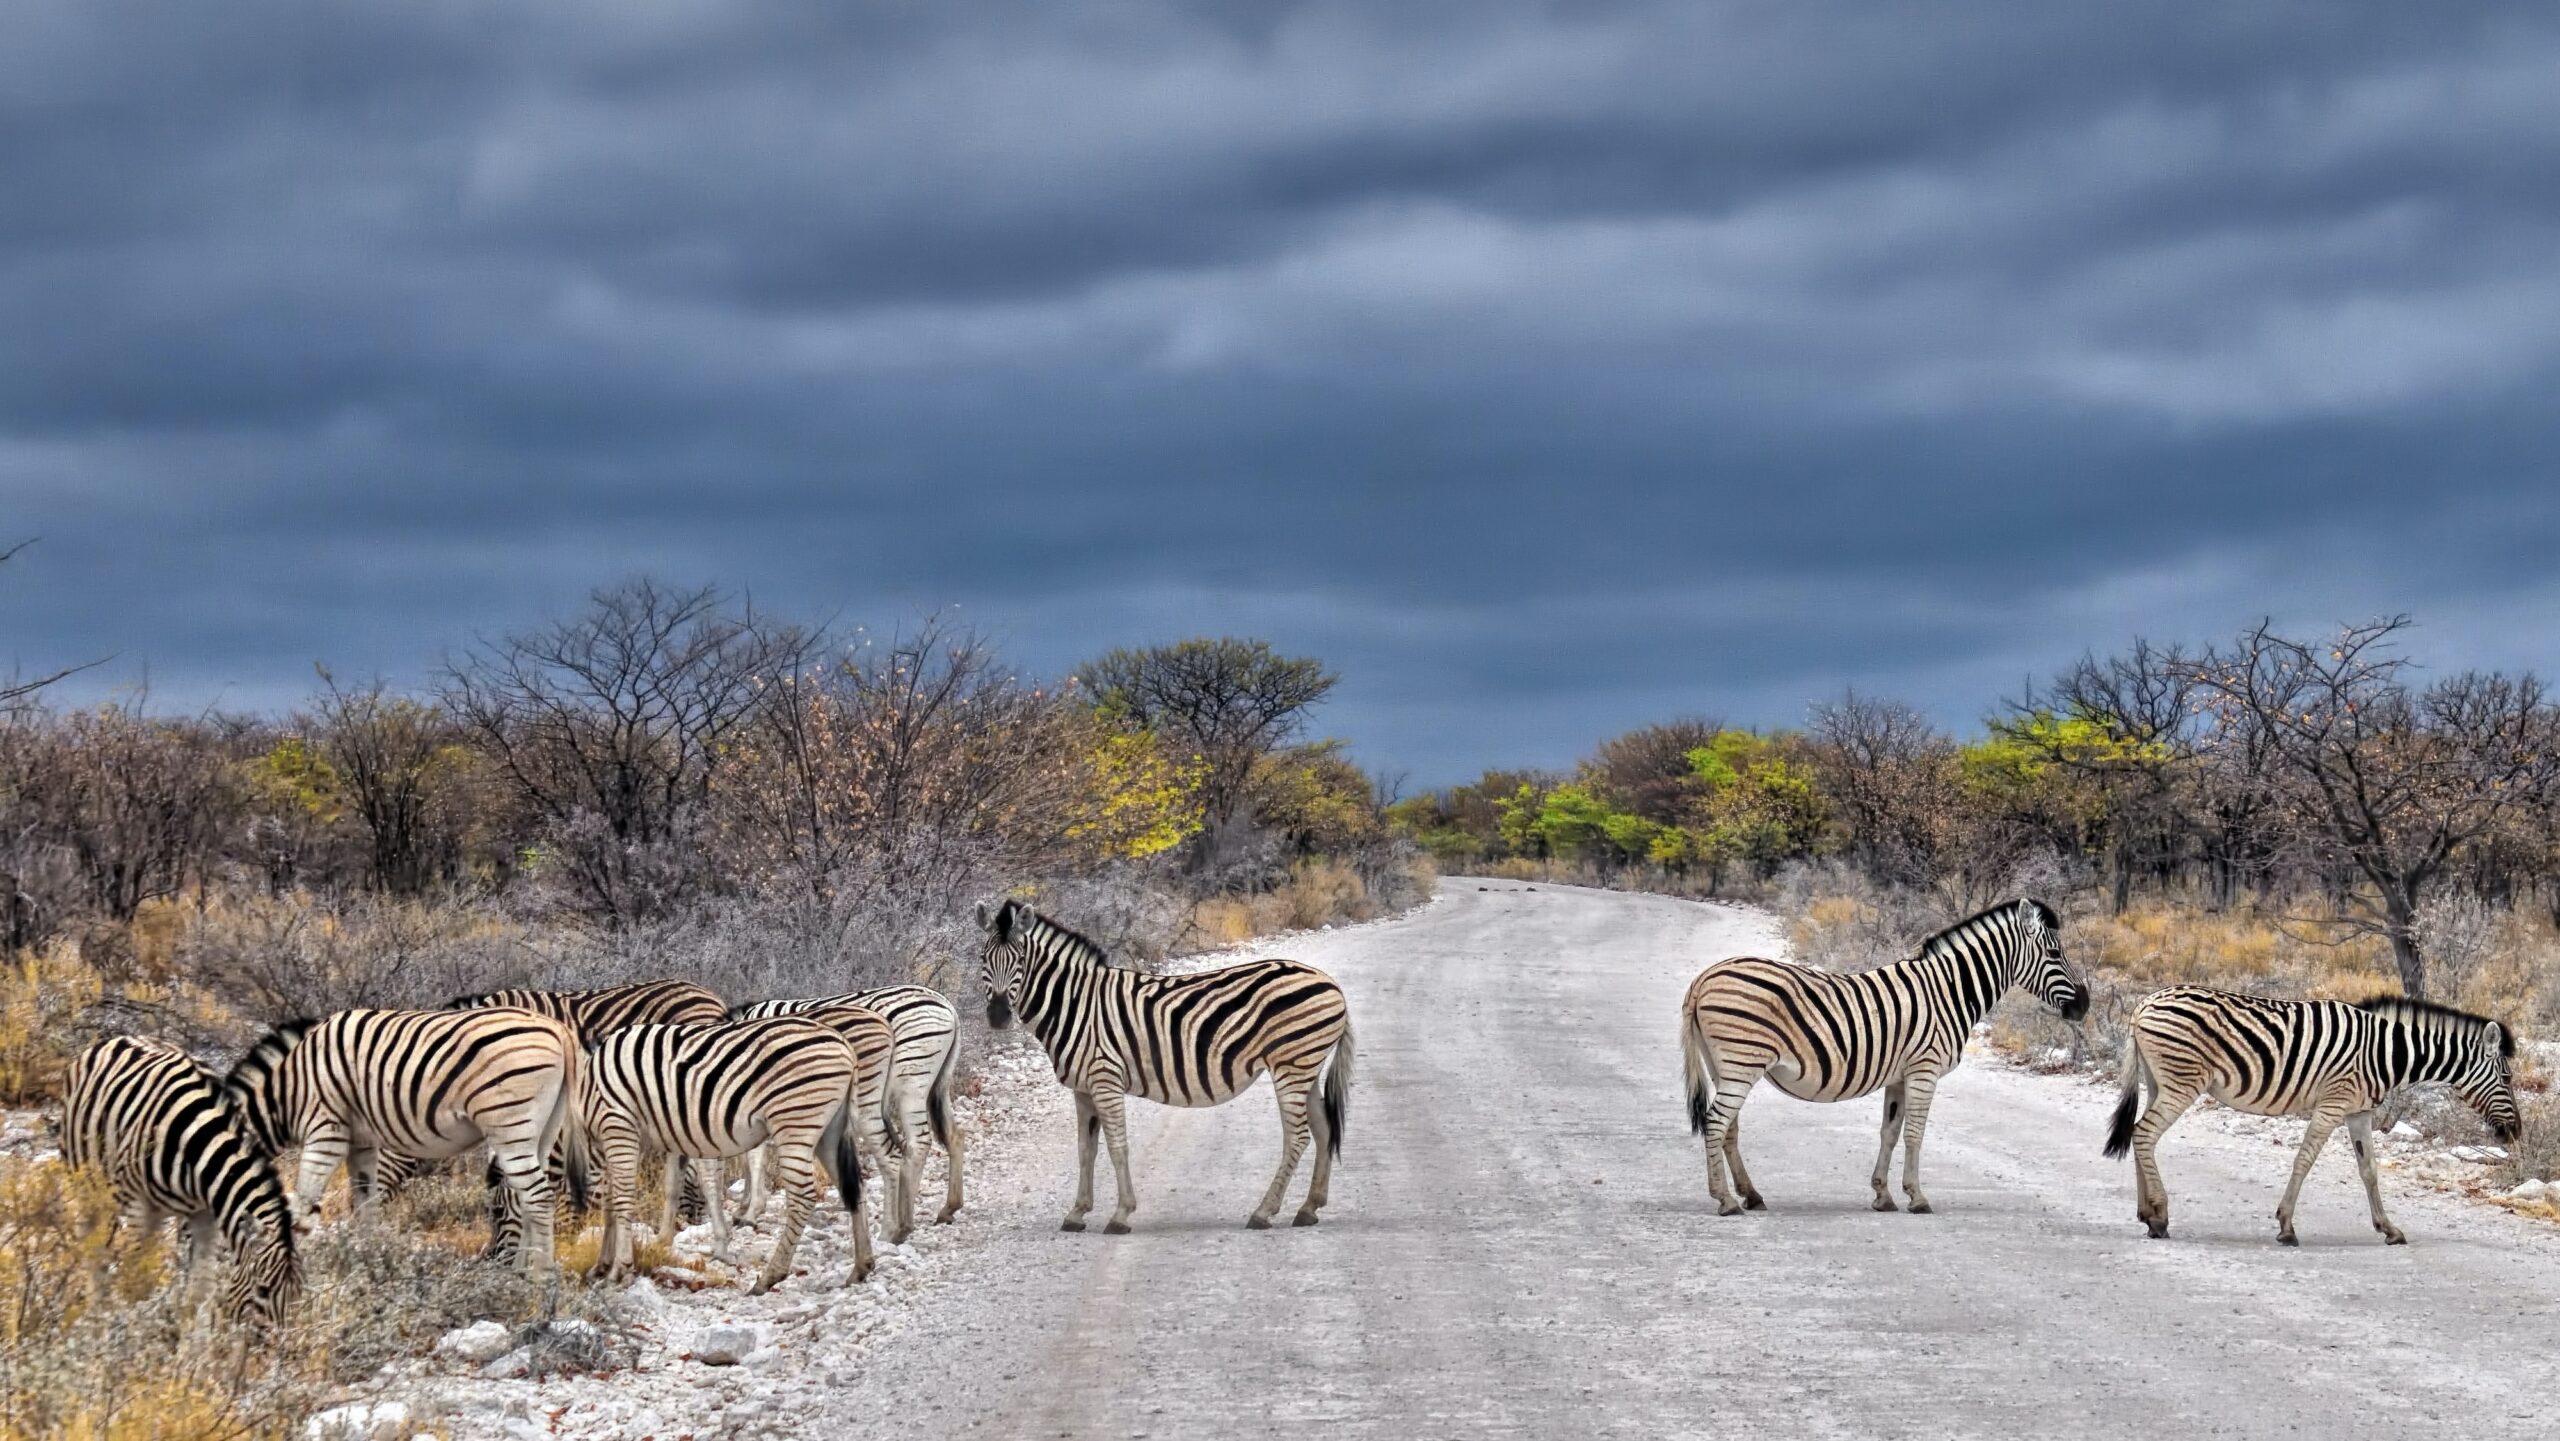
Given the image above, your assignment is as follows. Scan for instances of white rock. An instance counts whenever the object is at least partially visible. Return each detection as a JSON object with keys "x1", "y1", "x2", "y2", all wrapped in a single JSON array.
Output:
[
  {"x1": 480, "y1": 1348, "x2": 533, "y2": 1379},
  {"x1": 2386, "y1": 1121, "x2": 2423, "y2": 1140},
  {"x1": 691, "y1": 1321, "x2": 773, "y2": 1366},
  {"x1": 2448, "y1": 1144, "x2": 2510, "y2": 1164},
  {"x1": 303, "y1": 1401, "x2": 410, "y2": 1440},
  {"x1": 2508, "y1": 1179, "x2": 2551, "y2": 1203},
  {"x1": 434, "y1": 1319, "x2": 517, "y2": 1366}
]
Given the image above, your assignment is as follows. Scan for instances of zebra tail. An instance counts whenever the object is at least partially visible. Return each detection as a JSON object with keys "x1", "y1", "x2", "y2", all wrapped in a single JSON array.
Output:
[
  {"x1": 1682, "y1": 1006, "x2": 1715, "y2": 1136},
  {"x1": 878, "y1": 1075, "x2": 907, "y2": 1160},
  {"x1": 925, "y1": 1040, "x2": 959, "y2": 1155},
  {"x1": 1320, "y1": 1021, "x2": 1354, "y2": 1160},
  {"x1": 2102, "y1": 1043, "x2": 2145, "y2": 1161},
  {"x1": 557, "y1": 1044, "x2": 594, "y2": 1214},
  {"x1": 828, "y1": 1105, "x2": 865, "y2": 1219}
]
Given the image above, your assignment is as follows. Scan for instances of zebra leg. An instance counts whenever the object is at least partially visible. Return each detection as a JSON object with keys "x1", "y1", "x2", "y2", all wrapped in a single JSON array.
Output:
[
  {"x1": 290, "y1": 1122, "x2": 352, "y2": 1226},
  {"x1": 180, "y1": 1211, "x2": 220, "y2": 1301},
  {"x1": 1093, "y1": 1085, "x2": 1139, "y2": 1234},
  {"x1": 1723, "y1": 1110, "x2": 1764, "y2": 1210},
  {"x1": 697, "y1": 1158, "x2": 737, "y2": 1260},
  {"x1": 491, "y1": 1138, "x2": 559, "y2": 1278},
  {"x1": 750, "y1": 1138, "x2": 823, "y2": 1296},
  {"x1": 1870, "y1": 1084, "x2": 1906, "y2": 1212},
  {"x1": 2275, "y1": 1111, "x2": 2343, "y2": 1247},
  {"x1": 937, "y1": 1115, "x2": 967, "y2": 1226},
  {"x1": 1251, "y1": 1070, "x2": 1317, "y2": 1230},
  {"x1": 657, "y1": 1153, "x2": 684, "y2": 1238},
  {"x1": 2130, "y1": 1079, "x2": 2198, "y2": 1238},
  {"x1": 346, "y1": 1143, "x2": 384, "y2": 1213},
  {"x1": 1698, "y1": 1083, "x2": 1754, "y2": 1216},
  {"x1": 2344, "y1": 1113, "x2": 2406, "y2": 1245},
  {"x1": 593, "y1": 1110, "x2": 644, "y2": 1282},
  {"x1": 1062, "y1": 1091, "x2": 1100, "y2": 1232},
  {"x1": 1898, "y1": 1071, "x2": 1942, "y2": 1214}
]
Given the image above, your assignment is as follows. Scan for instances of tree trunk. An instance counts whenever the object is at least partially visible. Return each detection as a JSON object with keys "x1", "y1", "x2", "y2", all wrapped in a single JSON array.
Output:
[{"x1": 2383, "y1": 887, "x2": 2426, "y2": 997}]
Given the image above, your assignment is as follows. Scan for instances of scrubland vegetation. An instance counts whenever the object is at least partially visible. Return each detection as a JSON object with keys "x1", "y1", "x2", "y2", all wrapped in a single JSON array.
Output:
[
  {"x1": 1396, "y1": 618, "x2": 2560, "y2": 1182},
  {"x1": 0, "y1": 574, "x2": 1424, "y2": 1437}
]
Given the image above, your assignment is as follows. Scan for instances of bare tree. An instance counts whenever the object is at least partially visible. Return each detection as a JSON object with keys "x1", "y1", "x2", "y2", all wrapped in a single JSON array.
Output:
[
  {"x1": 1805, "y1": 690, "x2": 1956, "y2": 886},
  {"x1": 0, "y1": 703, "x2": 234, "y2": 931},
  {"x1": 1079, "y1": 638, "x2": 1337, "y2": 863},
  {"x1": 1, "y1": 539, "x2": 106, "y2": 714},
  {"x1": 308, "y1": 668, "x2": 476, "y2": 896},
  {"x1": 2027, "y1": 640, "x2": 2201, "y2": 913},
  {"x1": 440, "y1": 579, "x2": 811, "y2": 924},
  {"x1": 1584, "y1": 718, "x2": 1723, "y2": 823},
  {"x1": 2179, "y1": 618, "x2": 2560, "y2": 995}
]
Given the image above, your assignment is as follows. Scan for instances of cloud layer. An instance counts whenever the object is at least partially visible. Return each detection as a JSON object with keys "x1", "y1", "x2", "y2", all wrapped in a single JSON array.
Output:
[{"x1": 6, "y1": 2, "x2": 2558, "y2": 780}]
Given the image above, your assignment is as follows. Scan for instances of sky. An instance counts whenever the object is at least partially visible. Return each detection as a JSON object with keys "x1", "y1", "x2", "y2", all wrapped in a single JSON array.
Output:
[{"x1": 4, "y1": 2, "x2": 2558, "y2": 787}]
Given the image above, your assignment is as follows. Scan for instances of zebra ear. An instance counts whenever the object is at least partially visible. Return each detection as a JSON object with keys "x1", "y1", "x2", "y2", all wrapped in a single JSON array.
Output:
[{"x1": 975, "y1": 901, "x2": 990, "y2": 931}]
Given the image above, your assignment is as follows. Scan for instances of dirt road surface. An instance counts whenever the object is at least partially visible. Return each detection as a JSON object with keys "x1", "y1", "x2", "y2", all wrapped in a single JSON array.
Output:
[{"x1": 836, "y1": 880, "x2": 2560, "y2": 1440}]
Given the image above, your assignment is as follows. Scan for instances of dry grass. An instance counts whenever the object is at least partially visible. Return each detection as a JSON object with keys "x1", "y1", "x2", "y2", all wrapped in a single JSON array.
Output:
[{"x1": 1179, "y1": 857, "x2": 1433, "y2": 955}]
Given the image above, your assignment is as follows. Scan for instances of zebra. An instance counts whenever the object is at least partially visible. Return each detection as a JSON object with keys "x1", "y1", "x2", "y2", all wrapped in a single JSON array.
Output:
[
  {"x1": 2103, "y1": 987, "x2": 2522, "y2": 1246},
  {"x1": 1679, "y1": 897, "x2": 2088, "y2": 1216},
  {"x1": 978, "y1": 899, "x2": 1355, "y2": 1233},
  {"x1": 422, "y1": 978, "x2": 728, "y2": 1226},
  {"x1": 580, "y1": 1018, "x2": 886, "y2": 1292},
  {"x1": 223, "y1": 1007, "x2": 588, "y2": 1276},
  {"x1": 733, "y1": 985, "x2": 965, "y2": 1232},
  {"x1": 60, "y1": 1036, "x2": 300, "y2": 1327}
]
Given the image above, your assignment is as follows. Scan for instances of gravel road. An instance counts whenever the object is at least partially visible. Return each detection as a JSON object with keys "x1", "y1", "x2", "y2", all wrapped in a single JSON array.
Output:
[{"x1": 819, "y1": 878, "x2": 2560, "y2": 1441}]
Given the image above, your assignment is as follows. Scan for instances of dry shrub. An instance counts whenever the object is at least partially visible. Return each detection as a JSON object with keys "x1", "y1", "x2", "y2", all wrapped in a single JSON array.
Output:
[
  {"x1": 0, "y1": 1153, "x2": 638, "y2": 1439},
  {"x1": 0, "y1": 941, "x2": 103, "y2": 1105},
  {"x1": 176, "y1": 894, "x2": 532, "y2": 1028},
  {"x1": 1169, "y1": 859, "x2": 1421, "y2": 957}
]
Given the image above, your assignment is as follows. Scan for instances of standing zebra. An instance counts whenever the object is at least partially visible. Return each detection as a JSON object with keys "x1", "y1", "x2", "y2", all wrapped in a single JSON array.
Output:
[
  {"x1": 60, "y1": 1036, "x2": 300, "y2": 1327},
  {"x1": 581, "y1": 1018, "x2": 881, "y2": 1292},
  {"x1": 223, "y1": 1007, "x2": 587, "y2": 1276},
  {"x1": 979, "y1": 899, "x2": 1354, "y2": 1233},
  {"x1": 1680, "y1": 898, "x2": 2088, "y2": 1215},
  {"x1": 2104, "y1": 987, "x2": 2522, "y2": 1246},
  {"x1": 734, "y1": 985, "x2": 965, "y2": 1231}
]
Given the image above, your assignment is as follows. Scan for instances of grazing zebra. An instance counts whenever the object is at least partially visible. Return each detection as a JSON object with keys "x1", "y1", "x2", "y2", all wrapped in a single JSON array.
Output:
[
  {"x1": 734, "y1": 985, "x2": 965, "y2": 1231},
  {"x1": 60, "y1": 1036, "x2": 300, "y2": 1327},
  {"x1": 979, "y1": 899, "x2": 1355, "y2": 1233},
  {"x1": 1680, "y1": 898, "x2": 2088, "y2": 1215},
  {"x1": 2104, "y1": 987, "x2": 2522, "y2": 1246},
  {"x1": 223, "y1": 1007, "x2": 587, "y2": 1276},
  {"x1": 581, "y1": 1018, "x2": 882, "y2": 1292}
]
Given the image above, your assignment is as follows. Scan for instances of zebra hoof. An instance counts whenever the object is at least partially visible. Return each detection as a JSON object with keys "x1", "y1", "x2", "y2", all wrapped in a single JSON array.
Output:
[
  {"x1": 935, "y1": 1207, "x2": 960, "y2": 1225},
  {"x1": 1870, "y1": 1195, "x2": 1898, "y2": 1213},
  {"x1": 1104, "y1": 1219, "x2": 1131, "y2": 1235},
  {"x1": 2145, "y1": 1219, "x2": 2170, "y2": 1239},
  {"x1": 1717, "y1": 1200, "x2": 1746, "y2": 1217},
  {"x1": 1906, "y1": 1200, "x2": 1933, "y2": 1215},
  {"x1": 1291, "y1": 1211, "x2": 1319, "y2": 1227},
  {"x1": 1060, "y1": 1218, "x2": 1086, "y2": 1233},
  {"x1": 2382, "y1": 1230, "x2": 2407, "y2": 1246},
  {"x1": 1743, "y1": 1193, "x2": 1766, "y2": 1211},
  {"x1": 2278, "y1": 1231, "x2": 2300, "y2": 1248},
  {"x1": 1246, "y1": 1215, "x2": 1273, "y2": 1230}
]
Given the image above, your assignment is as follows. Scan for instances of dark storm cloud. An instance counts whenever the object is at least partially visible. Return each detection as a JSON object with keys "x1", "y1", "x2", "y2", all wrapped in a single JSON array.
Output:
[{"x1": 6, "y1": 1, "x2": 2560, "y2": 780}]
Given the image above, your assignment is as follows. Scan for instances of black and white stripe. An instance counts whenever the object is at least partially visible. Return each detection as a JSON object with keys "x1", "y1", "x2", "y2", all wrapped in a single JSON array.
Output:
[
  {"x1": 61, "y1": 1036, "x2": 299, "y2": 1327},
  {"x1": 581, "y1": 1018, "x2": 882, "y2": 1293},
  {"x1": 1680, "y1": 898, "x2": 2089, "y2": 1215},
  {"x1": 734, "y1": 985, "x2": 965, "y2": 1232},
  {"x1": 979, "y1": 899, "x2": 1355, "y2": 1233},
  {"x1": 2103, "y1": 986, "x2": 2522, "y2": 1245},
  {"x1": 223, "y1": 1007, "x2": 588, "y2": 1275},
  {"x1": 450, "y1": 978, "x2": 728, "y2": 1038}
]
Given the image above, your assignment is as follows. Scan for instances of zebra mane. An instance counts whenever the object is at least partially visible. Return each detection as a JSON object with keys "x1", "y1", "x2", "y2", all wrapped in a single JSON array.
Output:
[
  {"x1": 1916, "y1": 898, "x2": 2047, "y2": 964},
  {"x1": 224, "y1": 1017, "x2": 316, "y2": 1090},
  {"x1": 2355, "y1": 995, "x2": 2514, "y2": 1058},
  {"x1": 1017, "y1": 906, "x2": 1117, "y2": 968}
]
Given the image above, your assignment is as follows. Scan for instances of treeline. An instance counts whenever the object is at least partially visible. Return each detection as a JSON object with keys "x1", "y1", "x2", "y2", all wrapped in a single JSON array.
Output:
[
  {"x1": 0, "y1": 578, "x2": 1413, "y2": 995},
  {"x1": 1391, "y1": 617, "x2": 2560, "y2": 998}
]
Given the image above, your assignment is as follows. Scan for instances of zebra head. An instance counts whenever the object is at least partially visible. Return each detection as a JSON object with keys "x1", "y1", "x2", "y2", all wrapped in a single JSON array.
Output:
[
  {"x1": 2012, "y1": 899, "x2": 2089, "y2": 1022},
  {"x1": 979, "y1": 899, "x2": 1031, "y2": 1029},
  {"x1": 2362, "y1": 998, "x2": 2521, "y2": 1144},
  {"x1": 222, "y1": 1017, "x2": 316, "y2": 1155},
  {"x1": 222, "y1": 1227, "x2": 301, "y2": 1332}
]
